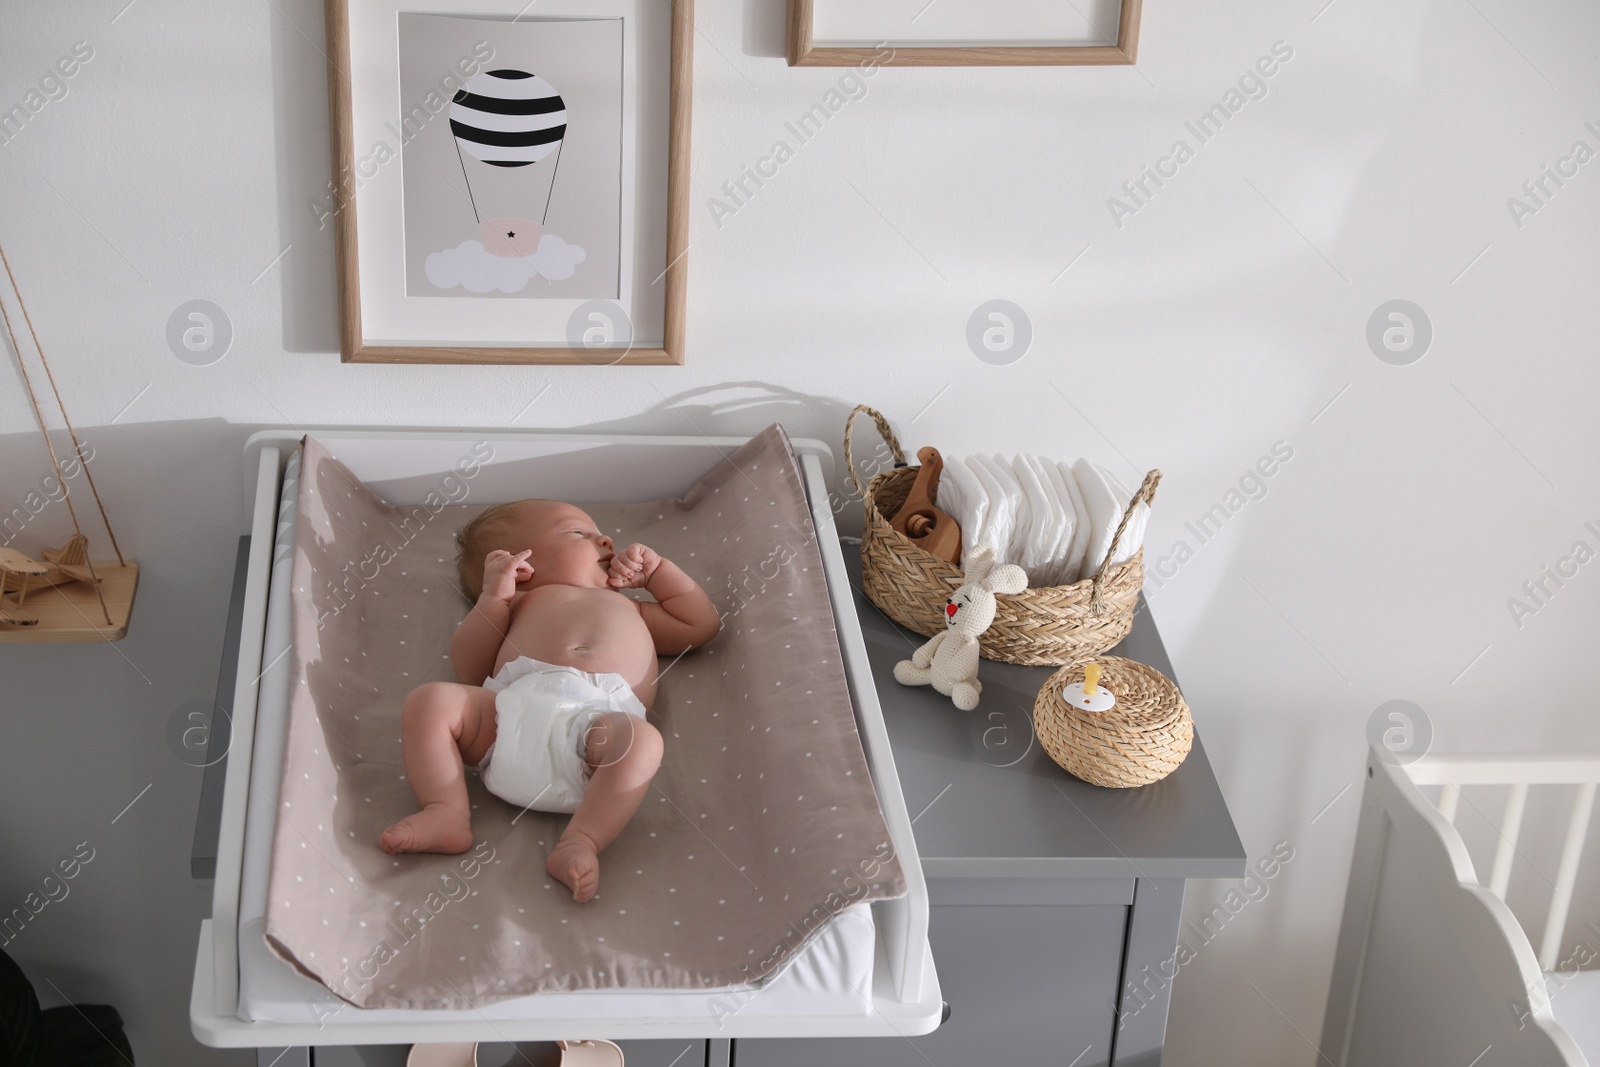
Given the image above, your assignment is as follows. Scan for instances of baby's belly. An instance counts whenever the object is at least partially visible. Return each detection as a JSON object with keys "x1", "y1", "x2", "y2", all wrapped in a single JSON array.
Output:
[{"x1": 496, "y1": 594, "x2": 658, "y2": 707}]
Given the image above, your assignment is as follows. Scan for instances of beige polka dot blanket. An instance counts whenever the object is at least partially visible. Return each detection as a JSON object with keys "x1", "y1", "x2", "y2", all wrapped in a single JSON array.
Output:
[{"x1": 264, "y1": 426, "x2": 908, "y2": 1009}]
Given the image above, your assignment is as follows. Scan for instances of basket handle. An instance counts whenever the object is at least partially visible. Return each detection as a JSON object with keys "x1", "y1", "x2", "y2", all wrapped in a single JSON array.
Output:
[
  {"x1": 1089, "y1": 469, "x2": 1162, "y2": 613},
  {"x1": 843, "y1": 404, "x2": 908, "y2": 501}
]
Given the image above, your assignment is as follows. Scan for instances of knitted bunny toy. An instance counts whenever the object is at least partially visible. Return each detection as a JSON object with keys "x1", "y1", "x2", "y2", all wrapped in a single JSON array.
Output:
[{"x1": 893, "y1": 543, "x2": 1028, "y2": 710}]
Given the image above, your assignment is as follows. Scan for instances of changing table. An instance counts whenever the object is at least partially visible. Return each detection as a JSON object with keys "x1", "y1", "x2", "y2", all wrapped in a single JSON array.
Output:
[{"x1": 195, "y1": 529, "x2": 1243, "y2": 1067}]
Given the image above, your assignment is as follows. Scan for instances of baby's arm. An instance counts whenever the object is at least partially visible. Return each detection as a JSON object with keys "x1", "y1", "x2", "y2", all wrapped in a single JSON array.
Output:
[
  {"x1": 451, "y1": 549, "x2": 529, "y2": 686},
  {"x1": 608, "y1": 544, "x2": 721, "y2": 655}
]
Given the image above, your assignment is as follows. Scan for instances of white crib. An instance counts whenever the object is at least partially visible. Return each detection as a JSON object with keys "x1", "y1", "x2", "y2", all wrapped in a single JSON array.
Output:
[{"x1": 1322, "y1": 747, "x2": 1600, "y2": 1066}]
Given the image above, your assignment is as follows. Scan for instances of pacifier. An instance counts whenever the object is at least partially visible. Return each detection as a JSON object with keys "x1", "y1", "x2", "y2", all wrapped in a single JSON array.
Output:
[{"x1": 1060, "y1": 662, "x2": 1116, "y2": 712}]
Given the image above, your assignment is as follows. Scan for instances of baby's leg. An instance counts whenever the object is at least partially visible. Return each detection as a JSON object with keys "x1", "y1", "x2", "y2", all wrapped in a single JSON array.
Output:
[
  {"x1": 379, "y1": 681, "x2": 498, "y2": 855},
  {"x1": 547, "y1": 711, "x2": 663, "y2": 902}
]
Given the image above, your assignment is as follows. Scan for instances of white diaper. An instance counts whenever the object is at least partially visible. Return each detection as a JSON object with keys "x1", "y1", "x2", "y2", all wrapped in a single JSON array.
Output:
[{"x1": 474, "y1": 656, "x2": 648, "y2": 815}]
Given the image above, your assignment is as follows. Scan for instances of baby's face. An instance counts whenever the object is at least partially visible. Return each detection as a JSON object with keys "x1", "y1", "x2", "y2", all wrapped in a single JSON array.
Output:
[{"x1": 497, "y1": 501, "x2": 615, "y2": 590}]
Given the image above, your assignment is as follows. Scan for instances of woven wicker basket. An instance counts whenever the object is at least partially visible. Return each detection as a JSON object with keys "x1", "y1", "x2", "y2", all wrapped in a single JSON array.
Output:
[
  {"x1": 845, "y1": 404, "x2": 1161, "y2": 666},
  {"x1": 1034, "y1": 657, "x2": 1193, "y2": 788}
]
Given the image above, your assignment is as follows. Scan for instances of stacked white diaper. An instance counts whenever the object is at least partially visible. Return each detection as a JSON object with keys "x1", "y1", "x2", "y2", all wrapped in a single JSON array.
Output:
[{"x1": 935, "y1": 455, "x2": 1150, "y2": 588}]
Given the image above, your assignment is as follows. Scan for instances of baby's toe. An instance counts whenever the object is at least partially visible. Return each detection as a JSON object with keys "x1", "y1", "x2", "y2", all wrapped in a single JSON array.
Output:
[
  {"x1": 378, "y1": 824, "x2": 411, "y2": 854},
  {"x1": 572, "y1": 858, "x2": 599, "y2": 903},
  {"x1": 548, "y1": 843, "x2": 600, "y2": 902}
]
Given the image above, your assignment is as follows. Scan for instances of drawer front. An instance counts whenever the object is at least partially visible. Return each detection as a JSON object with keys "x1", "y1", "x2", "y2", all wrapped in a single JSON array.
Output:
[{"x1": 737, "y1": 903, "x2": 1126, "y2": 1067}]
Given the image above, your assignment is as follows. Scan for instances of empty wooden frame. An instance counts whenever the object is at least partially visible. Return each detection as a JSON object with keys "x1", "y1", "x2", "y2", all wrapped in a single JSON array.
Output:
[
  {"x1": 788, "y1": 0, "x2": 1142, "y2": 67},
  {"x1": 324, "y1": 1, "x2": 693, "y2": 365}
]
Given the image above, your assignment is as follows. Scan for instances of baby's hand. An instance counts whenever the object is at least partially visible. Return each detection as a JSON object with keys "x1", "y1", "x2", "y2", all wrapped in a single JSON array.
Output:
[
  {"x1": 607, "y1": 543, "x2": 661, "y2": 590},
  {"x1": 483, "y1": 549, "x2": 533, "y2": 602}
]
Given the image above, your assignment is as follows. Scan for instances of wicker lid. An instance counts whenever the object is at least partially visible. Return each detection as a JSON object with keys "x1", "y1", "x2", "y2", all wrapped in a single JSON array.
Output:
[{"x1": 1033, "y1": 656, "x2": 1193, "y2": 788}]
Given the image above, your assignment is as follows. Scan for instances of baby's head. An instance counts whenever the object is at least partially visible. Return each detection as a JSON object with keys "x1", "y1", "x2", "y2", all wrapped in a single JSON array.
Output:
[{"x1": 454, "y1": 498, "x2": 616, "y2": 600}]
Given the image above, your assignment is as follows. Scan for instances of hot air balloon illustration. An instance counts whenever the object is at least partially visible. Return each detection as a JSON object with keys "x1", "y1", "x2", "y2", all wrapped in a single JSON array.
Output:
[{"x1": 449, "y1": 69, "x2": 567, "y2": 259}]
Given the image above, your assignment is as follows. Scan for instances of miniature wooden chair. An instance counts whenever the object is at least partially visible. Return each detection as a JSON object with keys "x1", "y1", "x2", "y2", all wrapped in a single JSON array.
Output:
[
  {"x1": 0, "y1": 547, "x2": 50, "y2": 626},
  {"x1": 0, "y1": 601, "x2": 38, "y2": 627}
]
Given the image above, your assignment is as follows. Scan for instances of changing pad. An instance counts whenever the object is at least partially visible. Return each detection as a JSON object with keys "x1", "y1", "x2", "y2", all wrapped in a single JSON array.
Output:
[{"x1": 264, "y1": 425, "x2": 908, "y2": 1010}]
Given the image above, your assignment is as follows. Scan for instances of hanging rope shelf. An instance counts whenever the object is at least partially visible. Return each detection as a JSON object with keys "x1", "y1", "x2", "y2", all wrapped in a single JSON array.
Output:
[{"x1": 0, "y1": 241, "x2": 138, "y2": 643}]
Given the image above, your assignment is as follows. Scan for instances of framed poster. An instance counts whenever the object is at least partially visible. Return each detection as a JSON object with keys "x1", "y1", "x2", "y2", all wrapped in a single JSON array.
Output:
[
  {"x1": 788, "y1": 0, "x2": 1141, "y2": 67},
  {"x1": 324, "y1": 1, "x2": 692, "y2": 364}
]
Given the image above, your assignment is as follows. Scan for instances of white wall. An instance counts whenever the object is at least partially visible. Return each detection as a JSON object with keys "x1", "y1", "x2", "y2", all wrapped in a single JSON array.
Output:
[{"x1": 2, "y1": 0, "x2": 1599, "y2": 1063}]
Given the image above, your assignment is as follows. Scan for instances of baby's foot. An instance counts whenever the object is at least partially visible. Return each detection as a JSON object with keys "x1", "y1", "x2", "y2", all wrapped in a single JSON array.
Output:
[
  {"x1": 379, "y1": 803, "x2": 473, "y2": 855},
  {"x1": 547, "y1": 836, "x2": 601, "y2": 902}
]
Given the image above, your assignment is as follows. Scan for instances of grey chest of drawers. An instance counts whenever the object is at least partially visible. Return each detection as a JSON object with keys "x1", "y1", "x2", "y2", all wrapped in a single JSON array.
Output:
[{"x1": 731, "y1": 547, "x2": 1247, "y2": 1067}]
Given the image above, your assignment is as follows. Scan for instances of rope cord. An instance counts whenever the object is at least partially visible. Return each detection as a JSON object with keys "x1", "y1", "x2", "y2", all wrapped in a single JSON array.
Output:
[
  {"x1": 0, "y1": 242, "x2": 124, "y2": 566},
  {"x1": 0, "y1": 242, "x2": 113, "y2": 623}
]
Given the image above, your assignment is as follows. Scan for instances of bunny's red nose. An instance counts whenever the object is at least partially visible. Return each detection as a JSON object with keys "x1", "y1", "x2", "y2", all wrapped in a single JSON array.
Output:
[{"x1": 946, "y1": 602, "x2": 958, "y2": 618}]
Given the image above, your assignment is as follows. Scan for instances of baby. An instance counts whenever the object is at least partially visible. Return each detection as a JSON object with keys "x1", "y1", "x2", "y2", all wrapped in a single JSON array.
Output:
[{"x1": 378, "y1": 498, "x2": 721, "y2": 902}]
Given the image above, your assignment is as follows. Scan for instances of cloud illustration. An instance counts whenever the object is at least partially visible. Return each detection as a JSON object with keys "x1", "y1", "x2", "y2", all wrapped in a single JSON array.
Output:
[{"x1": 425, "y1": 236, "x2": 587, "y2": 293}]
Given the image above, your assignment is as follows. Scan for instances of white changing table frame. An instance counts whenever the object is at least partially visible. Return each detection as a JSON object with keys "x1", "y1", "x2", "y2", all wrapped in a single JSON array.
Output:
[{"x1": 190, "y1": 428, "x2": 941, "y2": 1048}]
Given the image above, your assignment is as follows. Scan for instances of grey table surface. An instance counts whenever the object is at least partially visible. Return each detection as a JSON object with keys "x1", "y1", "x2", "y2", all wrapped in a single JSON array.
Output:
[{"x1": 843, "y1": 544, "x2": 1246, "y2": 880}]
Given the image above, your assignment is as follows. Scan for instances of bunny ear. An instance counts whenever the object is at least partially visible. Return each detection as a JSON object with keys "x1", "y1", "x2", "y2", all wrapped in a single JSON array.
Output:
[
  {"x1": 963, "y1": 542, "x2": 997, "y2": 584},
  {"x1": 983, "y1": 564, "x2": 1029, "y2": 596}
]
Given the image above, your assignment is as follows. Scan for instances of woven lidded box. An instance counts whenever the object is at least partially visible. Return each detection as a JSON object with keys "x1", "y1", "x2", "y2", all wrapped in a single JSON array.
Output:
[{"x1": 1034, "y1": 656, "x2": 1193, "y2": 788}]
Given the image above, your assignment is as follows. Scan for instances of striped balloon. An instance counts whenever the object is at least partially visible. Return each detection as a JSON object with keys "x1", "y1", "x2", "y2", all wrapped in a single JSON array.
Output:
[{"x1": 450, "y1": 69, "x2": 565, "y2": 168}]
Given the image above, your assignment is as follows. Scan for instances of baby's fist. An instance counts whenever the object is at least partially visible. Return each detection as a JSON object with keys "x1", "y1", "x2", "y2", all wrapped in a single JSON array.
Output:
[
  {"x1": 483, "y1": 549, "x2": 533, "y2": 601},
  {"x1": 607, "y1": 543, "x2": 660, "y2": 589}
]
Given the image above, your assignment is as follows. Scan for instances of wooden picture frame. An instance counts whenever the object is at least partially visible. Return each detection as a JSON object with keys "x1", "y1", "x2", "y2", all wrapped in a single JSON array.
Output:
[
  {"x1": 788, "y1": 0, "x2": 1141, "y2": 67},
  {"x1": 324, "y1": 1, "x2": 692, "y2": 365}
]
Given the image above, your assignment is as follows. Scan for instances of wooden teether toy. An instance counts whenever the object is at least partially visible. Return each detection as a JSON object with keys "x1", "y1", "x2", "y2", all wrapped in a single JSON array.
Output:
[{"x1": 890, "y1": 446, "x2": 962, "y2": 565}]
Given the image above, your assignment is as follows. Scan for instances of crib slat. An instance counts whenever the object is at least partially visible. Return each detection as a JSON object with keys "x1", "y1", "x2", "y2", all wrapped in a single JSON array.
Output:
[
  {"x1": 1538, "y1": 781, "x2": 1597, "y2": 971},
  {"x1": 1437, "y1": 783, "x2": 1460, "y2": 825},
  {"x1": 1488, "y1": 782, "x2": 1528, "y2": 901}
]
